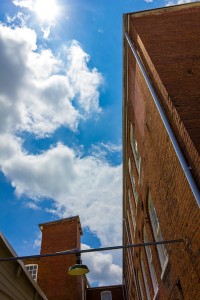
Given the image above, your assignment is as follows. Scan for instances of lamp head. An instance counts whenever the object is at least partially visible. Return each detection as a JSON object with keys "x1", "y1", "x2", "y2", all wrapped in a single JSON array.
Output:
[
  {"x1": 68, "y1": 263, "x2": 90, "y2": 275},
  {"x1": 68, "y1": 255, "x2": 90, "y2": 276}
]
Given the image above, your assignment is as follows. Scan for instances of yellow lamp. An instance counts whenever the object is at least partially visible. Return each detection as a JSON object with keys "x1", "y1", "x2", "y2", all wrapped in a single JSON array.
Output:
[{"x1": 68, "y1": 255, "x2": 89, "y2": 276}]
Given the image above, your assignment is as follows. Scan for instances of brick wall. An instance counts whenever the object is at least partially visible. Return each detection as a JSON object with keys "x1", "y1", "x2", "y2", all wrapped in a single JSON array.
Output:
[
  {"x1": 86, "y1": 285, "x2": 124, "y2": 300},
  {"x1": 24, "y1": 217, "x2": 83, "y2": 300},
  {"x1": 128, "y1": 3, "x2": 200, "y2": 186},
  {"x1": 123, "y1": 3, "x2": 200, "y2": 300}
]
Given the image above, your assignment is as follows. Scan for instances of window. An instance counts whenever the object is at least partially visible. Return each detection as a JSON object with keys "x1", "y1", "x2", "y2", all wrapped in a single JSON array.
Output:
[
  {"x1": 140, "y1": 252, "x2": 151, "y2": 300},
  {"x1": 128, "y1": 158, "x2": 139, "y2": 208},
  {"x1": 25, "y1": 264, "x2": 38, "y2": 282},
  {"x1": 101, "y1": 291, "x2": 112, "y2": 300},
  {"x1": 125, "y1": 213, "x2": 136, "y2": 257},
  {"x1": 130, "y1": 123, "x2": 141, "y2": 176},
  {"x1": 148, "y1": 192, "x2": 168, "y2": 275},
  {"x1": 128, "y1": 189, "x2": 136, "y2": 237},
  {"x1": 143, "y1": 226, "x2": 158, "y2": 295},
  {"x1": 138, "y1": 273, "x2": 145, "y2": 300},
  {"x1": 127, "y1": 210, "x2": 135, "y2": 245}
]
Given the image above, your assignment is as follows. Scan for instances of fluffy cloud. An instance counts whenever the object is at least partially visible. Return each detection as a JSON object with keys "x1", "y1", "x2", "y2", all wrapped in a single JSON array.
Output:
[
  {"x1": 0, "y1": 137, "x2": 122, "y2": 247},
  {"x1": 13, "y1": 0, "x2": 33, "y2": 9},
  {"x1": 81, "y1": 244, "x2": 122, "y2": 286},
  {"x1": 0, "y1": 24, "x2": 102, "y2": 137},
  {"x1": 0, "y1": 17, "x2": 121, "y2": 286},
  {"x1": 66, "y1": 41, "x2": 103, "y2": 114}
]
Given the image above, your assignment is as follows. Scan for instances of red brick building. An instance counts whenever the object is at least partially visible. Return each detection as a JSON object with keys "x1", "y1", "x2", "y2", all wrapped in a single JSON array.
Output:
[
  {"x1": 123, "y1": 3, "x2": 200, "y2": 300},
  {"x1": 86, "y1": 285, "x2": 124, "y2": 300},
  {"x1": 24, "y1": 216, "x2": 87, "y2": 300},
  {"x1": 24, "y1": 216, "x2": 124, "y2": 300}
]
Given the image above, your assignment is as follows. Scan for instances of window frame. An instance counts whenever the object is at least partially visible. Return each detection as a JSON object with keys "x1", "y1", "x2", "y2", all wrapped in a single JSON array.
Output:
[
  {"x1": 101, "y1": 290, "x2": 112, "y2": 300},
  {"x1": 130, "y1": 122, "x2": 141, "y2": 178},
  {"x1": 140, "y1": 252, "x2": 151, "y2": 300},
  {"x1": 128, "y1": 158, "x2": 139, "y2": 209},
  {"x1": 143, "y1": 226, "x2": 158, "y2": 296},
  {"x1": 148, "y1": 192, "x2": 169, "y2": 277},
  {"x1": 128, "y1": 189, "x2": 136, "y2": 238},
  {"x1": 138, "y1": 272, "x2": 145, "y2": 300},
  {"x1": 25, "y1": 264, "x2": 38, "y2": 282}
]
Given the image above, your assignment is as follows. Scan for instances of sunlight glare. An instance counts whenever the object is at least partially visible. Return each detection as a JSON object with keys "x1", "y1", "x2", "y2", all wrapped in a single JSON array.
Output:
[{"x1": 34, "y1": 0, "x2": 59, "y2": 22}]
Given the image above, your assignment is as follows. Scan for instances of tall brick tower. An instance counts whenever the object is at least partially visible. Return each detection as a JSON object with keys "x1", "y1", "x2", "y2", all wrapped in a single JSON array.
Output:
[{"x1": 25, "y1": 216, "x2": 84, "y2": 300}]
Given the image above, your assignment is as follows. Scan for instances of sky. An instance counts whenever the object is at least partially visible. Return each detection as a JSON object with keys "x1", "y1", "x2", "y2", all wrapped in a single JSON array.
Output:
[{"x1": 0, "y1": 0, "x2": 198, "y2": 287}]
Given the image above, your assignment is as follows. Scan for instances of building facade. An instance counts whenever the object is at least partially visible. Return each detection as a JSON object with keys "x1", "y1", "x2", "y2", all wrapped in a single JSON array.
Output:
[
  {"x1": 123, "y1": 3, "x2": 200, "y2": 300},
  {"x1": 24, "y1": 216, "x2": 86, "y2": 300},
  {"x1": 86, "y1": 285, "x2": 124, "y2": 300},
  {"x1": 24, "y1": 216, "x2": 124, "y2": 300}
]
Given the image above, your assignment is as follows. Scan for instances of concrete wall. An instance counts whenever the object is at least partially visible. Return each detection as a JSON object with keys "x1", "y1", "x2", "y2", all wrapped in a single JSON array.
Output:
[{"x1": 123, "y1": 3, "x2": 200, "y2": 300}]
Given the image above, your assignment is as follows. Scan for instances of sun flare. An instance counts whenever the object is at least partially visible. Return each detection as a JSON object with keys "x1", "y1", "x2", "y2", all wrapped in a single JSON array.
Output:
[{"x1": 34, "y1": 0, "x2": 59, "y2": 22}]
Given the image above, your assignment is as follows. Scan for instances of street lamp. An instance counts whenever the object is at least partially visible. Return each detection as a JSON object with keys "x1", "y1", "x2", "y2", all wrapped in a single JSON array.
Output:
[{"x1": 68, "y1": 254, "x2": 90, "y2": 275}]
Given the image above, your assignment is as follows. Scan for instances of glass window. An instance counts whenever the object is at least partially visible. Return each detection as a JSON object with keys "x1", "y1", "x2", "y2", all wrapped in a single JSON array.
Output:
[
  {"x1": 101, "y1": 291, "x2": 112, "y2": 300},
  {"x1": 138, "y1": 273, "x2": 145, "y2": 300},
  {"x1": 25, "y1": 264, "x2": 38, "y2": 282},
  {"x1": 148, "y1": 192, "x2": 168, "y2": 274},
  {"x1": 128, "y1": 189, "x2": 136, "y2": 237},
  {"x1": 143, "y1": 226, "x2": 158, "y2": 295},
  {"x1": 140, "y1": 252, "x2": 151, "y2": 300},
  {"x1": 128, "y1": 158, "x2": 138, "y2": 208},
  {"x1": 130, "y1": 123, "x2": 141, "y2": 176}
]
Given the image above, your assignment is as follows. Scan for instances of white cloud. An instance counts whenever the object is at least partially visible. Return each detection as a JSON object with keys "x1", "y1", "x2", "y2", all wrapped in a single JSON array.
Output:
[
  {"x1": 25, "y1": 202, "x2": 41, "y2": 210},
  {"x1": 33, "y1": 232, "x2": 42, "y2": 249},
  {"x1": 12, "y1": 0, "x2": 62, "y2": 39},
  {"x1": 165, "y1": 0, "x2": 199, "y2": 5},
  {"x1": 81, "y1": 244, "x2": 122, "y2": 286},
  {"x1": 90, "y1": 142, "x2": 122, "y2": 160},
  {"x1": 0, "y1": 19, "x2": 121, "y2": 286},
  {"x1": 13, "y1": 0, "x2": 33, "y2": 9},
  {"x1": 6, "y1": 12, "x2": 30, "y2": 27},
  {"x1": 0, "y1": 24, "x2": 102, "y2": 137},
  {"x1": 66, "y1": 41, "x2": 103, "y2": 114},
  {"x1": 0, "y1": 138, "x2": 122, "y2": 248}
]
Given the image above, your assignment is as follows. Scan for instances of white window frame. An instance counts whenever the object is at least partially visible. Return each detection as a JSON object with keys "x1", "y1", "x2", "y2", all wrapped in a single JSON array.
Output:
[
  {"x1": 140, "y1": 252, "x2": 151, "y2": 300},
  {"x1": 128, "y1": 158, "x2": 139, "y2": 208},
  {"x1": 25, "y1": 264, "x2": 38, "y2": 282},
  {"x1": 130, "y1": 123, "x2": 141, "y2": 177},
  {"x1": 101, "y1": 291, "x2": 112, "y2": 300},
  {"x1": 128, "y1": 189, "x2": 136, "y2": 238},
  {"x1": 148, "y1": 192, "x2": 168, "y2": 277},
  {"x1": 127, "y1": 210, "x2": 135, "y2": 245},
  {"x1": 138, "y1": 272, "x2": 145, "y2": 300},
  {"x1": 143, "y1": 226, "x2": 158, "y2": 296}
]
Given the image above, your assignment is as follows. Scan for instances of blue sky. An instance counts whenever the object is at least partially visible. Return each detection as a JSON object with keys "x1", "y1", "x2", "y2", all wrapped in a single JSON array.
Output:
[{"x1": 0, "y1": 0, "x2": 196, "y2": 287}]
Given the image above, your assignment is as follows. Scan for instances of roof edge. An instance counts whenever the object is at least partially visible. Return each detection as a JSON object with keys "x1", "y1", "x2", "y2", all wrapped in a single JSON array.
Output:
[
  {"x1": 38, "y1": 215, "x2": 83, "y2": 235},
  {"x1": 123, "y1": 2, "x2": 200, "y2": 18},
  {"x1": 0, "y1": 232, "x2": 48, "y2": 300}
]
